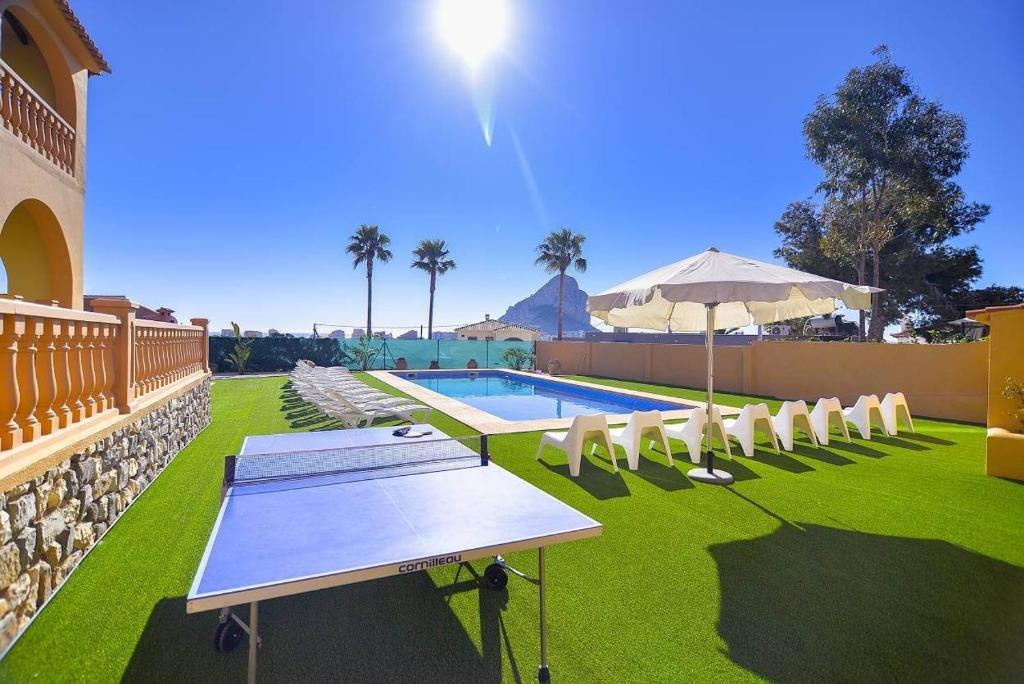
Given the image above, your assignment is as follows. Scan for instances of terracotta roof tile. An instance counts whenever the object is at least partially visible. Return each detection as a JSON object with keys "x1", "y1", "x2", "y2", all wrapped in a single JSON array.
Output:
[{"x1": 54, "y1": 0, "x2": 110, "y2": 74}]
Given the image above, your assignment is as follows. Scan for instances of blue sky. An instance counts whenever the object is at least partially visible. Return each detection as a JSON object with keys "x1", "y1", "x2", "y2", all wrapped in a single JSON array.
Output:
[{"x1": 73, "y1": 0, "x2": 1023, "y2": 334}]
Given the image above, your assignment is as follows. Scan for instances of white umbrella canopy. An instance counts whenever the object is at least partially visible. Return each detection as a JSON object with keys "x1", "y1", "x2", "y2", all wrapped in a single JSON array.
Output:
[
  {"x1": 588, "y1": 248, "x2": 878, "y2": 330},
  {"x1": 586, "y1": 247, "x2": 880, "y2": 485}
]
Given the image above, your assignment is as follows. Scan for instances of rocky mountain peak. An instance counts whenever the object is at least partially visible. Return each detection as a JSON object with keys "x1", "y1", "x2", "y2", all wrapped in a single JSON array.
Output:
[{"x1": 501, "y1": 275, "x2": 597, "y2": 336}]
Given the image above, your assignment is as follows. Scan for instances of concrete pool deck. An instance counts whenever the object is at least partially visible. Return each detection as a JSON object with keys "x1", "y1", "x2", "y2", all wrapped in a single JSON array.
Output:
[{"x1": 369, "y1": 369, "x2": 739, "y2": 434}]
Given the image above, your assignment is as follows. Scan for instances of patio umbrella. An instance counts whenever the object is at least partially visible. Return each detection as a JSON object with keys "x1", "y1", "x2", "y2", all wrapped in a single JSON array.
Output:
[{"x1": 587, "y1": 247, "x2": 880, "y2": 484}]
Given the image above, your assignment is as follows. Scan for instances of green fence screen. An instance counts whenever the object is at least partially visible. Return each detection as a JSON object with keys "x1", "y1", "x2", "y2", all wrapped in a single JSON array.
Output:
[{"x1": 340, "y1": 339, "x2": 536, "y2": 371}]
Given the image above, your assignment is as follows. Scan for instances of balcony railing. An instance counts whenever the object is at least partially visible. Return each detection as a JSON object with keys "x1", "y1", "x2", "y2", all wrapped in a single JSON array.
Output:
[
  {"x1": 134, "y1": 321, "x2": 206, "y2": 400},
  {"x1": 0, "y1": 59, "x2": 75, "y2": 176},
  {"x1": 0, "y1": 298, "x2": 209, "y2": 455}
]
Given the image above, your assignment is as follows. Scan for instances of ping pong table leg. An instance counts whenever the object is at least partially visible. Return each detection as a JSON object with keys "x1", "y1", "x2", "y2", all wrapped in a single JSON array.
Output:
[
  {"x1": 248, "y1": 601, "x2": 259, "y2": 683},
  {"x1": 538, "y1": 546, "x2": 550, "y2": 683}
]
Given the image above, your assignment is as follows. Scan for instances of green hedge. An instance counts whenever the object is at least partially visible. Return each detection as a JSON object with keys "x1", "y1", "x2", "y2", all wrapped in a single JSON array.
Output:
[{"x1": 210, "y1": 337, "x2": 350, "y2": 373}]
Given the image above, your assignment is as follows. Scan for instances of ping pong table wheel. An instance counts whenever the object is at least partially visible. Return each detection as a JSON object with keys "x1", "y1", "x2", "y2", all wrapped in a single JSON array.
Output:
[
  {"x1": 483, "y1": 563, "x2": 509, "y2": 590},
  {"x1": 213, "y1": 619, "x2": 244, "y2": 653}
]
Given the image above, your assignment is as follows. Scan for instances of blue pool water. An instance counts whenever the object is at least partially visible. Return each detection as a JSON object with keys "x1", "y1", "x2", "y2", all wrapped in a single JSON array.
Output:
[{"x1": 391, "y1": 370, "x2": 693, "y2": 421}]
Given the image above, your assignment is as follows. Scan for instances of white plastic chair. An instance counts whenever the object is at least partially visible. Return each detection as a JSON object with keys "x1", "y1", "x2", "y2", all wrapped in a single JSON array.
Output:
[
  {"x1": 536, "y1": 414, "x2": 617, "y2": 477},
  {"x1": 723, "y1": 403, "x2": 780, "y2": 458},
  {"x1": 600, "y1": 411, "x2": 672, "y2": 469},
  {"x1": 772, "y1": 400, "x2": 819, "y2": 451},
  {"x1": 664, "y1": 407, "x2": 732, "y2": 464},
  {"x1": 810, "y1": 397, "x2": 851, "y2": 446},
  {"x1": 880, "y1": 392, "x2": 914, "y2": 435},
  {"x1": 842, "y1": 394, "x2": 889, "y2": 439}
]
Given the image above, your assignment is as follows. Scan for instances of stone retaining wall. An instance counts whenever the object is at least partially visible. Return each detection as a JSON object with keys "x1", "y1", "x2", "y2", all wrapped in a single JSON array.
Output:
[{"x1": 0, "y1": 378, "x2": 211, "y2": 651}]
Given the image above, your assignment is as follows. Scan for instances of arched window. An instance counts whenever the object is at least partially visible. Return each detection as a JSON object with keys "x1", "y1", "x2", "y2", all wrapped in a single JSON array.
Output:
[
  {"x1": 0, "y1": 8, "x2": 76, "y2": 124},
  {"x1": 0, "y1": 256, "x2": 8, "y2": 295},
  {"x1": 1, "y1": 10, "x2": 56, "y2": 107}
]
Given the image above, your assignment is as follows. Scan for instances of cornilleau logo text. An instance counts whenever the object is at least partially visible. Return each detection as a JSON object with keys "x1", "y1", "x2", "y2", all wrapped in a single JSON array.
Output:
[{"x1": 398, "y1": 554, "x2": 462, "y2": 573}]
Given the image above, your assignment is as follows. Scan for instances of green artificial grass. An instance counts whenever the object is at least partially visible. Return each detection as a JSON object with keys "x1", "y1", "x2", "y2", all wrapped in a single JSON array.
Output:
[{"x1": 2, "y1": 374, "x2": 1023, "y2": 682}]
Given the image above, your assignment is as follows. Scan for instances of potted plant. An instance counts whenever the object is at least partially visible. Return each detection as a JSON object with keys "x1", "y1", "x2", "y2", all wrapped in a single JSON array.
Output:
[
  {"x1": 395, "y1": 357, "x2": 408, "y2": 370},
  {"x1": 429, "y1": 360, "x2": 440, "y2": 369},
  {"x1": 547, "y1": 359, "x2": 562, "y2": 375},
  {"x1": 467, "y1": 359, "x2": 479, "y2": 369}
]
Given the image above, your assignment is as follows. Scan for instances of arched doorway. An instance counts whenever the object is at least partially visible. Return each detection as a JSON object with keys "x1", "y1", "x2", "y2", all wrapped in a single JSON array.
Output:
[{"x1": 0, "y1": 199, "x2": 74, "y2": 307}]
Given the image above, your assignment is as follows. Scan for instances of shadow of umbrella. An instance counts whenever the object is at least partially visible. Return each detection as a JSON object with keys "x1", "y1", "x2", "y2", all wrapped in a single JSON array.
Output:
[{"x1": 710, "y1": 522, "x2": 1024, "y2": 682}]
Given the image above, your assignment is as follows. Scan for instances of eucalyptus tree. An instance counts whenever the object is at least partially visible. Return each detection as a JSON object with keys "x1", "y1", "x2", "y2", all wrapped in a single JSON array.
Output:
[
  {"x1": 798, "y1": 45, "x2": 989, "y2": 339},
  {"x1": 345, "y1": 225, "x2": 392, "y2": 338},
  {"x1": 411, "y1": 239, "x2": 456, "y2": 339},
  {"x1": 535, "y1": 228, "x2": 587, "y2": 341}
]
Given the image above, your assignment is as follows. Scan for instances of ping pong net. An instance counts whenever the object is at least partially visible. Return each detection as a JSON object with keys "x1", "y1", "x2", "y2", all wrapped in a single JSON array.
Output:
[{"x1": 224, "y1": 434, "x2": 489, "y2": 488}]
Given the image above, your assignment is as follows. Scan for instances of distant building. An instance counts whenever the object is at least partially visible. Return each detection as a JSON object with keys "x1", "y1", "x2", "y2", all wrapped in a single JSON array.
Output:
[
  {"x1": 352, "y1": 328, "x2": 366, "y2": 338},
  {"x1": 268, "y1": 328, "x2": 280, "y2": 336},
  {"x1": 397, "y1": 329, "x2": 419, "y2": 340},
  {"x1": 455, "y1": 315, "x2": 542, "y2": 342},
  {"x1": 84, "y1": 296, "x2": 176, "y2": 323},
  {"x1": 892, "y1": 317, "x2": 925, "y2": 344},
  {"x1": 432, "y1": 331, "x2": 457, "y2": 341},
  {"x1": 328, "y1": 329, "x2": 346, "y2": 339},
  {"x1": 243, "y1": 330, "x2": 263, "y2": 338},
  {"x1": 220, "y1": 329, "x2": 234, "y2": 338}
]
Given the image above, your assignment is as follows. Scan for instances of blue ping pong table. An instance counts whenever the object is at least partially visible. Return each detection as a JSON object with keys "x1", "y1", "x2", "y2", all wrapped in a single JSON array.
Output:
[{"x1": 187, "y1": 426, "x2": 602, "y2": 682}]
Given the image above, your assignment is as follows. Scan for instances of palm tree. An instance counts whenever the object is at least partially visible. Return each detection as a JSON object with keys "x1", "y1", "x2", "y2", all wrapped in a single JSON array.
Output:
[
  {"x1": 411, "y1": 239, "x2": 456, "y2": 340},
  {"x1": 346, "y1": 225, "x2": 392, "y2": 338},
  {"x1": 535, "y1": 228, "x2": 587, "y2": 340}
]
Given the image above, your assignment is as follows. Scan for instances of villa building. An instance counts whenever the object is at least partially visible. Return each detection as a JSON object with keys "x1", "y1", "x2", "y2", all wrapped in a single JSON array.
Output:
[
  {"x1": 0, "y1": 0, "x2": 210, "y2": 652},
  {"x1": 455, "y1": 314, "x2": 541, "y2": 342}
]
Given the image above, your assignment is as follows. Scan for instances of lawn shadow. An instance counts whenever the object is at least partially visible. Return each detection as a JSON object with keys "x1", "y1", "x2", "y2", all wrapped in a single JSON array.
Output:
[
  {"x1": 745, "y1": 446, "x2": 815, "y2": 474},
  {"x1": 898, "y1": 431, "x2": 955, "y2": 446},
  {"x1": 790, "y1": 443, "x2": 855, "y2": 466},
  {"x1": 632, "y1": 450, "x2": 695, "y2": 491},
  {"x1": 539, "y1": 457, "x2": 630, "y2": 500},
  {"x1": 712, "y1": 523, "x2": 1024, "y2": 682},
  {"x1": 826, "y1": 440, "x2": 886, "y2": 458},
  {"x1": 873, "y1": 436, "x2": 929, "y2": 452},
  {"x1": 124, "y1": 571, "x2": 518, "y2": 683}
]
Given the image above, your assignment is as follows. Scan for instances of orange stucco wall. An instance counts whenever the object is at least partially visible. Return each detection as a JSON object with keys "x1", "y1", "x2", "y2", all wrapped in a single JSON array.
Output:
[
  {"x1": 0, "y1": 0, "x2": 90, "y2": 309},
  {"x1": 537, "y1": 339, "x2": 988, "y2": 423}
]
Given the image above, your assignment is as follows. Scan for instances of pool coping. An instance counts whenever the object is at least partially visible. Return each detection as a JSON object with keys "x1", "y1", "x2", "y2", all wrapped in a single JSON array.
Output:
[{"x1": 368, "y1": 369, "x2": 739, "y2": 435}]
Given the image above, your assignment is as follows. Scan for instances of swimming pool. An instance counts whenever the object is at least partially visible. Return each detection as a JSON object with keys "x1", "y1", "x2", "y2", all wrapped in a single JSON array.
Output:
[{"x1": 389, "y1": 370, "x2": 694, "y2": 422}]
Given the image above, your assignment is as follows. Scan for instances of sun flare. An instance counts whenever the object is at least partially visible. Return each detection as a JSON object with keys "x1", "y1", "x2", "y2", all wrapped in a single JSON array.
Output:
[{"x1": 435, "y1": 0, "x2": 509, "y2": 74}]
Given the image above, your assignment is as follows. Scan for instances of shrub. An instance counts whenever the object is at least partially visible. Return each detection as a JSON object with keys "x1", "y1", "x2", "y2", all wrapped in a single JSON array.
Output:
[
  {"x1": 501, "y1": 346, "x2": 534, "y2": 371},
  {"x1": 223, "y1": 322, "x2": 253, "y2": 374}
]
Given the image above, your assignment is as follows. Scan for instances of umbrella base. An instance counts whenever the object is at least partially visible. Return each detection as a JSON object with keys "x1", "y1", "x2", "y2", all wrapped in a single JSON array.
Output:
[{"x1": 687, "y1": 467, "x2": 734, "y2": 485}]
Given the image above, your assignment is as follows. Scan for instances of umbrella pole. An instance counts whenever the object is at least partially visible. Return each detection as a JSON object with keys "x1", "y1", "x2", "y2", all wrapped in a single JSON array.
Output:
[
  {"x1": 706, "y1": 304, "x2": 715, "y2": 475},
  {"x1": 688, "y1": 303, "x2": 734, "y2": 485}
]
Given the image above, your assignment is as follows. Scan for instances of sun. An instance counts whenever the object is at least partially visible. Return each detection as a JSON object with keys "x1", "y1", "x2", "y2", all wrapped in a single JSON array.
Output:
[{"x1": 435, "y1": 0, "x2": 509, "y2": 74}]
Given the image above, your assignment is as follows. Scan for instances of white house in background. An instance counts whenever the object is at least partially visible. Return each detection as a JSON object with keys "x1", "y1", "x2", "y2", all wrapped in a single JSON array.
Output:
[
  {"x1": 432, "y1": 331, "x2": 457, "y2": 340},
  {"x1": 892, "y1": 317, "x2": 925, "y2": 344},
  {"x1": 328, "y1": 329, "x2": 346, "y2": 339},
  {"x1": 397, "y1": 329, "x2": 419, "y2": 340},
  {"x1": 352, "y1": 328, "x2": 366, "y2": 338},
  {"x1": 220, "y1": 329, "x2": 233, "y2": 337},
  {"x1": 455, "y1": 315, "x2": 542, "y2": 342},
  {"x1": 243, "y1": 330, "x2": 263, "y2": 338}
]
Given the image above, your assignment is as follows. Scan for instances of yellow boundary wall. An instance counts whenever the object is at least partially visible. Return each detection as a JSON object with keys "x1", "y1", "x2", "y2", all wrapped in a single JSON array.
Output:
[
  {"x1": 970, "y1": 305, "x2": 1024, "y2": 480},
  {"x1": 537, "y1": 339, "x2": 988, "y2": 423}
]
